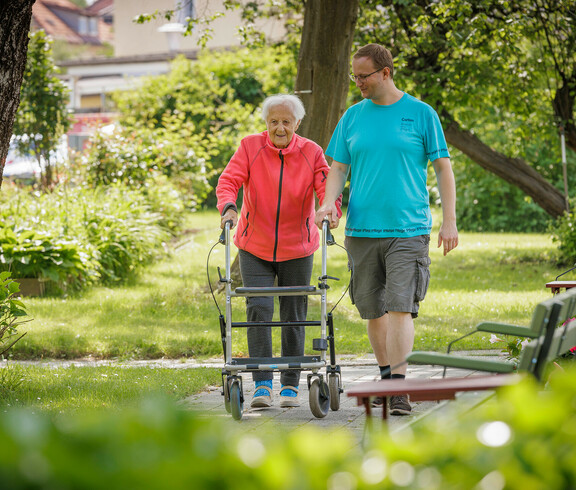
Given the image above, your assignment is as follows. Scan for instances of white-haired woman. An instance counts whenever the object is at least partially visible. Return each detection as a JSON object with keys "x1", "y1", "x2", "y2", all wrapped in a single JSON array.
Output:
[{"x1": 216, "y1": 94, "x2": 341, "y2": 409}]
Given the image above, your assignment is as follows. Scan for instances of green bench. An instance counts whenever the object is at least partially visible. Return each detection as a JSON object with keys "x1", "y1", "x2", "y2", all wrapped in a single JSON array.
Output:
[
  {"x1": 405, "y1": 288, "x2": 576, "y2": 379},
  {"x1": 347, "y1": 288, "x2": 576, "y2": 421}
]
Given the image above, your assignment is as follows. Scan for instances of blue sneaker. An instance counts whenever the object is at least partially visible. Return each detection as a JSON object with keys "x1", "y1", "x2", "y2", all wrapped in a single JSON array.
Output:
[
  {"x1": 251, "y1": 380, "x2": 273, "y2": 408},
  {"x1": 280, "y1": 385, "x2": 299, "y2": 408}
]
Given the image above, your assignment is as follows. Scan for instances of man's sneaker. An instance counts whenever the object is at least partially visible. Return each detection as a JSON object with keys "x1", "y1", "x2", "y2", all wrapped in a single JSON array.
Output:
[
  {"x1": 279, "y1": 385, "x2": 300, "y2": 408},
  {"x1": 389, "y1": 395, "x2": 411, "y2": 415},
  {"x1": 251, "y1": 380, "x2": 272, "y2": 408}
]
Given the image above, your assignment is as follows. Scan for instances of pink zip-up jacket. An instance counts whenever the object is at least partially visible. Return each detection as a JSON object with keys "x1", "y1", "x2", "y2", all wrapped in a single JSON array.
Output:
[{"x1": 216, "y1": 131, "x2": 342, "y2": 262}]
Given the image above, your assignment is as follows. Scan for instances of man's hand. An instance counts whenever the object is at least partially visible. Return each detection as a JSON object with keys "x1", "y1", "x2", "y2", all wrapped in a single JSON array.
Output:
[
  {"x1": 438, "y1": 220, "x2": 458, "y2": 256},
  {"x1": 220, "y1": 208, "x2": 238, "y2": 229},
  {"x1": 315, "y1": 203, "x2": 339, "y2": 229}
]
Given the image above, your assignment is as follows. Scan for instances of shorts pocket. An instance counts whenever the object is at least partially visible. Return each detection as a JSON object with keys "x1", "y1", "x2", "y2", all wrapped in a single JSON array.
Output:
[
  {"x1": 415, "y1": 256, "x2": 431, "y2": 302},
  {"x1": 348, "y1": 272, "x2": 356, "y2": 305}
]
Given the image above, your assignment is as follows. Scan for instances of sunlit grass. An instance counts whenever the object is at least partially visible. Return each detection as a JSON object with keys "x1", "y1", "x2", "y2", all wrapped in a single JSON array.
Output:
[
  {"x1": 1, "y1": 209, "x2": 568, "y2": 412},
  {"x1": 10, "y1": 208, "x2": 564, "y2": 361},
  {"x1": 0, "y1": 364, "x2": 221, "y2": 413}
]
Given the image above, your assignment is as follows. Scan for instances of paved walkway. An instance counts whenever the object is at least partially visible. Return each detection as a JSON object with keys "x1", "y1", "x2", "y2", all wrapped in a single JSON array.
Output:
[
  {"x1": 8, "y1": 352, "x2": 501, "y2": 444},
  {"x1": 182, "y1": 353, "x2": 501, "y2": 443}
]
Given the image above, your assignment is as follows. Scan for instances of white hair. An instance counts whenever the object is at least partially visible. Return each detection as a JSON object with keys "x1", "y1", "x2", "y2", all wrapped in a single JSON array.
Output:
[{"x1": 261, "y1": 94, "x2": 306, "y2": 122}]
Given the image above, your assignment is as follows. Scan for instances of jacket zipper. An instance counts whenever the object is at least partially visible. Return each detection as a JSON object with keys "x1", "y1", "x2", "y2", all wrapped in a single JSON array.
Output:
[
  {"x1": 306, "y1": 217, "x2": 310, "y2": 242},
  {"x1": 241, "y1": 212, "x2": 249, "y2": 236},
  {"x1": 273, "y1": 150, "x2": 284, "y2": 262}
]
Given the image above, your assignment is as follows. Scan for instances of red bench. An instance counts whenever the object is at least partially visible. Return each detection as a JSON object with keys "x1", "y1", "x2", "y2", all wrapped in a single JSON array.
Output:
[
  {"x1": 346, "y1": 374, "x2": 519, "y2": 420},
  {"x1": 546, "y1": 280, "x2": 576, "y2": 295}
]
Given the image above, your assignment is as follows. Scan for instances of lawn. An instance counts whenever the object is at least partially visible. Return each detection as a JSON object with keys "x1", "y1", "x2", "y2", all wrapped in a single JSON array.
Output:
[
  {"x1": 0, "y1": 364, "x2": 221, "y2": 413},
  {"x1": 1, "y1": 208, "x2": 567, "y2": 411},
  {"x1": 12, "y1": 208, "x2": 561, "y2": 358}
]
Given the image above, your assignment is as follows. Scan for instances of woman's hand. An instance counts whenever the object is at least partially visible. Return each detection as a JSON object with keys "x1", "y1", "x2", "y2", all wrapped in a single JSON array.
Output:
[{"x1": 220, "y1": 208, "x2": 238, "y2": 229}]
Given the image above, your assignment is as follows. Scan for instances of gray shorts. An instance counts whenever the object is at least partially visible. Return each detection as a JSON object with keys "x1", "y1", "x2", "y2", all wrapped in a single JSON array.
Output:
[{"x1": 344, "y1": 235, "x2": 431, "y2": 319}]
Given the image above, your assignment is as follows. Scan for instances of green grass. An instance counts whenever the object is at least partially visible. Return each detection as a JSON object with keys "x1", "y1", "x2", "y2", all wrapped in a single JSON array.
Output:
[
  {"x1": 1, "y1": 208, "x2": 569, "y2": 412},
  {"x1": 0, "y1": 363, "x2": 221, "y2": 413},
  {"x1": 9, "y1": 208, "x2": 565, "y2": 360}
]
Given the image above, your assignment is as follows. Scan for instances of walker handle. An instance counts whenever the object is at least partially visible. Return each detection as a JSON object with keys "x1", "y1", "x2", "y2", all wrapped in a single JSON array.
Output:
[
  {"x1": 219, "y1": 220, "x2": 233, "y2": 244},
  {"x1": 323, "y1": 219, "x2": 335, "y2": 246}
]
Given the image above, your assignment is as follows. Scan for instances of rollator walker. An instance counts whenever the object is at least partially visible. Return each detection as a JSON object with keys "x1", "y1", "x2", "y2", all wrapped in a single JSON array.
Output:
[{"x1": 215, "y1": 219, "x2": 342, "y2": 420}]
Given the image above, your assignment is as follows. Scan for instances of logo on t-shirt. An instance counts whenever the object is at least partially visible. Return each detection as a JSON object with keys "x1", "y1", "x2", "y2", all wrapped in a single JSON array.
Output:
[{"x1": 400, "y1": 117, "x2": 415, "y2": 132}]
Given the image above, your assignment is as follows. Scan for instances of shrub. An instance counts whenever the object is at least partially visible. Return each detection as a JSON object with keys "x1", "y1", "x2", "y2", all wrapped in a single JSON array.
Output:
[
  {"x1": 449, "y1": 113, "x2": 569, "y2": 233},
  {"x1": 0, "y1": 225, "x2": 90, "y2": 283},
  {"x1": 0, "y1": 368, "x2": 576, "y2": 488},
  {"x1": 81, "y1": 118, "x2": 213, "y2": 210},
  {"x1": 110, "y1": 47, "x2": 296, "y2": 207},
  {"x1": 140, "y1": 175, "x2": 187, "y2": 232},
  {"x1": 549, "y1": 199, "x2": 576, "y2": 265},
  {"x1": 80, "y1": 186, "x2": 171, "y2": 283},
  {"x1": 0, "y1": 272, "x2": 28, "y2": 357},
  {"x1": 365, "y1": 368, "x2": 576, "y2": 489},
  {"x1": 0, "y1": 182, "x2": 185, "y2": 291},
  {"x1": 81, "y1": 128, "x2": 156, "y2": 188},
  {"x1": 453, "y1": 162, "x2": 552, "y2": 233}
]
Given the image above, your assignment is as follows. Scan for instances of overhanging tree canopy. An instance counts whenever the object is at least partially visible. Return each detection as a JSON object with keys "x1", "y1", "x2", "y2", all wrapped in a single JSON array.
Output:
[{"x1": 355, "y1": 0, "x2": 575, "y2": 218}]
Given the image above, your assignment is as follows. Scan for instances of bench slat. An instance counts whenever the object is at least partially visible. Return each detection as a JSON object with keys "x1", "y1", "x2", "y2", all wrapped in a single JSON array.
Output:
[
  {"x1": 347, "y1": 375, "x2": 519, "y2": 420},
  {"x1": 405, "y1": 352, "x2": 516, "y2": 373}
]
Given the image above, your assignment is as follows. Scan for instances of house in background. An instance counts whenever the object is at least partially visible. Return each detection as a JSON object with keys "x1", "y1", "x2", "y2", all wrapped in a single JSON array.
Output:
[
  {"x1": 113, "y1": 0, "x2": 285, "y2": 57},
  {"x1": 86, "y1": 0, "x2": 113, "y2": 38},
  {"x1": 54, "y1": 0, "x2": 287, "y2": 150},
  {"x1": 31, "y1": 0, "x2": 113, "y2": 60}
]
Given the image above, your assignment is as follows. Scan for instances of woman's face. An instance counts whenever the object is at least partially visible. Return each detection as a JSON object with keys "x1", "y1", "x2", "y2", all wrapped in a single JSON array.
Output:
[{"x1": 265, "y1": 103, "x2": 301, "y2": 149}]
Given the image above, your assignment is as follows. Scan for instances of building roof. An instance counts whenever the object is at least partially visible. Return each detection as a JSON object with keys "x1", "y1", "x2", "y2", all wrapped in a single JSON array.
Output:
[
  {"x1": 32, "y1": 1, "x2": 85, "y2": 44},
  {"x1": 31, "y1": 0, "x2": 106, "y2": 45},
  {"x1": 59, "y1": 50, "x2": 200, "y2": 68},
  {"x1": 86, "y1": 0, "x2": 113, "y2": 16},
  {"x1": 42, "y1": 0, "x2": 85, "y2": 13}
]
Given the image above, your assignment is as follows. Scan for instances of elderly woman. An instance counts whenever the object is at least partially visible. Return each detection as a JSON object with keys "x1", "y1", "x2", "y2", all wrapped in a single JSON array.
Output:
[{"x1": 216, "y1": 94, "x2": 341, "y2": 409}]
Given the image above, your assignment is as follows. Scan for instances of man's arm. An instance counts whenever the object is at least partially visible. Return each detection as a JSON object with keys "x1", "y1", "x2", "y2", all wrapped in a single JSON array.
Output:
[
  {"x1": 432, "y1": 157, "x2": 458, "y2": 255},
  {"x1": 315, "y1": 161, "x2": 349, "y2": 229}
]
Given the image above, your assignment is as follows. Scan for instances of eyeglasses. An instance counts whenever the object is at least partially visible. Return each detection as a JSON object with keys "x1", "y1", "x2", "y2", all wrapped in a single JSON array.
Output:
[{"x1": 349, "y1": 67, "x2": 384, "y2": 82}]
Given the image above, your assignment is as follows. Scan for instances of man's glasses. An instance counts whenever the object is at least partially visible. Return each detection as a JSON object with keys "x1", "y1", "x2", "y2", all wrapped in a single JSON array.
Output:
[{"x1": 349, "y1": 67, "x2": 383, "y2": 82}]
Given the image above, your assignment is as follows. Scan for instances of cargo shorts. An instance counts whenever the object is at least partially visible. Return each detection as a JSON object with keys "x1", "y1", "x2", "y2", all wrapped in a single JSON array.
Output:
[{"x1": 344, "y1": 235, "x2": 431, "y2": 319}]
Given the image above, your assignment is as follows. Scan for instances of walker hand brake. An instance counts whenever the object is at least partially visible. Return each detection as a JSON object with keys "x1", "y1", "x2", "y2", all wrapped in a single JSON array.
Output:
[
  {"x1": 219, "y1": 220, "x2": 233, "y2": 244},
  {"x1": 322, "y1": 219, "x2": 335, "y2": 245},
  {"x1": 326, "y1": 228, "x2": 335, "y2": 246}
]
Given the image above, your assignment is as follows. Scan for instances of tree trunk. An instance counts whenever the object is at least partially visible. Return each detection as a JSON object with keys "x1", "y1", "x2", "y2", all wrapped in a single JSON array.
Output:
[
  {"x1": 444, "y1": 117, "x2": 568, "y2": 218},
  {"x1": 295, "y1": 0, "x2": 360, "y2": 150},
  {"x1": 0, "y1": 0, "x2": 35, "y2": 189},
  {"x1": 553, "y1": 80, "x2": 576, "y2": 153}
]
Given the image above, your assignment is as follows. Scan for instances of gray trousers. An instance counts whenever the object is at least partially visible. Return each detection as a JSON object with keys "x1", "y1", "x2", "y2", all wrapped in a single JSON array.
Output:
[{"x1": 238, "y1": 250, "x2": 313, "y2": 385}]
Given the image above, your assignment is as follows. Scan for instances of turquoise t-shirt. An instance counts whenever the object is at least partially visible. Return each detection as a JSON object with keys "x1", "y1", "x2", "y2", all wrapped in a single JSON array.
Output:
[{"x1": 327, "y1": 93, "x2": 450, "y2": 238}]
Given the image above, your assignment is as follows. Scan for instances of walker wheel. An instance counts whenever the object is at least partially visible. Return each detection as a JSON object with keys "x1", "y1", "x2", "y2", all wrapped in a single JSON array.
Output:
[
  {"x1": 309, "y1": 377, "x2": 330, "y2": 418},
  {"x1": 230, "y1": 378, "x2": 243, "y2": 421},
  {"x1": 328, "y1": 373, "x2": 341, "y2": 411},
  {"x1": 223, "y1": 377, "x2": 231, "y2": 414}
]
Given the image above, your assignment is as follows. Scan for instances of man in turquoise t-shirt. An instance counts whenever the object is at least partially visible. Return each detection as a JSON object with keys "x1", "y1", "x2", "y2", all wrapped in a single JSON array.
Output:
[{"x1": 316, "y1": 43, "x2": 458, "y2": 415}]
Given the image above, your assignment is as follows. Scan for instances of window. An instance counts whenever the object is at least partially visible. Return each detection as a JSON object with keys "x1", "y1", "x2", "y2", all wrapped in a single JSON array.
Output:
[
  {"x1": 78, "y1": 16, "x2": 87, "y2": 34},
  {"x1": 89, "y1": 17, "x2": 98, "y2": 36},
  {"x1": 176, "y1": 0, "x2": 195, "y2": 24}
]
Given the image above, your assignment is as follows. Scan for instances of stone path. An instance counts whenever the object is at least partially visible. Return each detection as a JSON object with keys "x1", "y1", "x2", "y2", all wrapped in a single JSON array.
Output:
[
  {"x1": 181, "y1": 353, "x2": 502, "y2": 444},
  {"x1": 5, "y1": 351, "x2": 502, "y2": 445}
]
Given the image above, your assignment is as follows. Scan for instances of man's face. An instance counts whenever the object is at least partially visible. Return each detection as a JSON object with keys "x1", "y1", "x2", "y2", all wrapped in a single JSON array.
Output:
[
  {"x1": 351, "y1": 57, "x2": 384, "y2": 100},
  {"x1": 266, "y1": 104, "x2": 301, "y2": 149}
]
